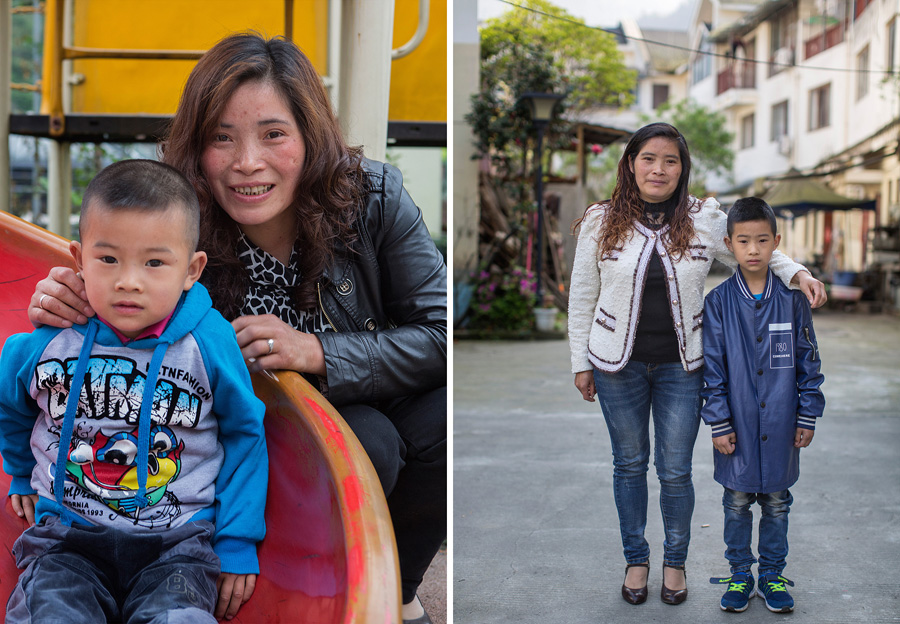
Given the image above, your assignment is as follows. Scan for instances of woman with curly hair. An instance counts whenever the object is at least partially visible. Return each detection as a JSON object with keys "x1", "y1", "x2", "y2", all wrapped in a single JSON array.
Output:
[
  {"x1": 28, "y1": 32, "x2": 446, "y2": 624},
  {"x1": 567, "y1": 122, "x2": 824, "y2": 607}
]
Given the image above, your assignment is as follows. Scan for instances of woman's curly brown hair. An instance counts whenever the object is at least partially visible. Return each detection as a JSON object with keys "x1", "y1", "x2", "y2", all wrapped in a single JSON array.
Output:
[
  {"x1": 577, "y1": 123, "x2": 701, "y2": 260},
  {"x1": 160, "y1": 32, "x2": 367, "y2": 319}
]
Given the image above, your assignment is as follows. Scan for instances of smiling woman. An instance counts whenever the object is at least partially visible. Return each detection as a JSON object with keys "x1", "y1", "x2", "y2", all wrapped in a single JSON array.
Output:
[{"x1": 199, "y1": 81, "x2": 306, "y2": 266}]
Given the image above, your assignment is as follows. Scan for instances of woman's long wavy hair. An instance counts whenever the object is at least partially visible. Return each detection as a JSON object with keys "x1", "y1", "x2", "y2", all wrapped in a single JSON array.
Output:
[
  {"x1": 160, "y1": 32, "x2": 366, "y2": 319},
  {"x1": 580, "y1": 122, "x2": 699, "y2": 260}
]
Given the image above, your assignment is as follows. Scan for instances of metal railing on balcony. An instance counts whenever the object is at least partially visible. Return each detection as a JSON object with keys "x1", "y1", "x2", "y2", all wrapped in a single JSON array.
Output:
[
  {"x1": 804, "y1": 21, "x2": 846, "y2": 60},
  {"x1": 716, "y1": 62, "x2": 756, "y2": 95}
]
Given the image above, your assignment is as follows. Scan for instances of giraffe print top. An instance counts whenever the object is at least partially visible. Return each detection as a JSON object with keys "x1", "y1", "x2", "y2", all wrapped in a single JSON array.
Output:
[{"x1": 236, "y1": 232, "x2": 333, "y2": 335}]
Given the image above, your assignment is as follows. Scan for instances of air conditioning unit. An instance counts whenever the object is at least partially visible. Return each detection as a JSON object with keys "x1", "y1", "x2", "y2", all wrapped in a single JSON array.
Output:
[
  {"x1": 774, "y1": 47, "x2": 794, "y2": 67},
  {"x1": 777, "y1": 135, "x2": 793, "y2": 156}
]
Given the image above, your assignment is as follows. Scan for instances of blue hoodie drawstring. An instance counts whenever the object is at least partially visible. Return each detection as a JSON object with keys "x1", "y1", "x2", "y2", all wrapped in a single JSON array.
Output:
[
  {"x1": 132, "y1": 341, "x2": 170, "y2": 517},
  {"x1": 53, "y1": 320, "x2": 99, "y2": 525},
  {"x1": 53, "y1": 319, "x2": 171, "y2": 524}
]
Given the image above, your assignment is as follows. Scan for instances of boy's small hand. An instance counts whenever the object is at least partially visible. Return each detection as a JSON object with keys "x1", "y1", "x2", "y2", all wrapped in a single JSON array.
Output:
[
  {"x1": 10, "y1": 494, "x2": 38, "y2": 526},
  {"x1": 794, "y1": 428, "x2": 814, "y2": 448},
  {"x1": 712, "y1": 433, "x2": 736, "y2": 455},
  {"x1": 215, "y1": 572, "x2": 256, "y2": 620}
]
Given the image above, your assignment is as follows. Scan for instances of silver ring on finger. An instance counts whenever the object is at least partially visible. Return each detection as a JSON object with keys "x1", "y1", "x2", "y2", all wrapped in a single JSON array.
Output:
[
  {"x1": 39, "y1": 294, "x2": 49, "y2": 310},
  {"x1": 266, "y1": 338, "x2": 274, "y2": 355}
]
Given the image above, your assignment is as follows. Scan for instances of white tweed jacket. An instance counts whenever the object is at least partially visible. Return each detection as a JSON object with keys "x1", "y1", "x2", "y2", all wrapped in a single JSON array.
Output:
[{"x1": 568, "y1": 196, "x2": 807, "y2": 374}]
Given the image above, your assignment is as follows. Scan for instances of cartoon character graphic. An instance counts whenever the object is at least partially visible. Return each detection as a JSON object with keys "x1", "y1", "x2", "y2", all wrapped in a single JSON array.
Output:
[{"x1": 66, "y1": 425, "x2": 184, "y2": 517}]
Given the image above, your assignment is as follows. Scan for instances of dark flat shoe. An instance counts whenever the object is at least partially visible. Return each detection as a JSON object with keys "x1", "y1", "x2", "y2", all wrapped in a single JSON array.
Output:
[
  {"x1": 621, "y1": 562, "x2": 649, "y2": 605},
  {"x1": 661, "y1": 564, "x2": 688, "y2": 605}
]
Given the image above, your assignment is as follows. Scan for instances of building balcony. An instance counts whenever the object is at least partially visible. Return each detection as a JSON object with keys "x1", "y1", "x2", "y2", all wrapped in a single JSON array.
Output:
[
  {"x1": 715, "y1": 63, "x2": 758, "y2": 109},
  {"x1": 717, "y1": 63, "x2": 756, "y2": 95},
  {"x1": 804, "y1": 21, "x2": 845, "y2": 60}
]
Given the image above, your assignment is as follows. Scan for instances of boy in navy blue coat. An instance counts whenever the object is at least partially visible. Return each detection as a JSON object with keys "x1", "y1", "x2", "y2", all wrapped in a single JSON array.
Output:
[{"x1": 701, "y1": 197, "x2": 825, "y2": 613}]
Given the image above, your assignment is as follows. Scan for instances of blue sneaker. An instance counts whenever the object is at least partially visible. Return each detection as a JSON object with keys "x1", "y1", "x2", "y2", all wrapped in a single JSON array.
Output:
[
  {"x1": 710, "y1": 572, "x2": 754, "y2": 612},
  {"x1": 756, "y1": 572, "x2": 795, "y2": 613}
]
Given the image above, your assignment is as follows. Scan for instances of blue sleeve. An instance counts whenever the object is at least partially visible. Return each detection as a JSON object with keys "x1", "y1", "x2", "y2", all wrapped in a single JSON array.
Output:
[
  {"x1": 700, "y1": 291, "x2": 734, "y2": 437},
  {"x1": 0, "y1": 330, "x2": 56, "y2": 496},
  {"x1": 793, "y1": 293, "x2": 825, "y2": 430},
  {"x1": 194, "y1": 312, "x2": 268, "y2": 574}
]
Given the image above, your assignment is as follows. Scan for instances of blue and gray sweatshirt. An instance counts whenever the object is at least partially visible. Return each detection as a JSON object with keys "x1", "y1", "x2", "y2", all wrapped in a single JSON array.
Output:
[{"x1": 0, "y1": 283, "x2": 268, "y2": 574}]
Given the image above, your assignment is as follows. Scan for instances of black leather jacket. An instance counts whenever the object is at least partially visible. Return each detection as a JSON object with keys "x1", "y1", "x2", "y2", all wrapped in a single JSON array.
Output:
[{"x1": 315, "y1": 159, "x2": 447, "y2": 407}]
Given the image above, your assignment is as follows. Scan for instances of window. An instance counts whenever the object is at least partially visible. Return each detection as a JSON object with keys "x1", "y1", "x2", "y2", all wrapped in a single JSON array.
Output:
[
  {"x1": 652, "y1": 84, "x2": 670, "y2": 109},
  {"x1": 692, "y1": 39, "x2": 712, "y2": 84},
  {"x1": 771, "y1": 100, "x2": 789, "y2": 141},
  {"x1": 888, "y1": 19, "x2": 897, "y2": 74},
  {"x1": 809, "y1": 84, "x2": 831, "y2": 130},
  {"x1": 741, "y1": 113, "x2": 755, "y2": 149},
  {"x1": 768, "y1": 10, "x2": 795, "y2": 76},
  {"x1": 856, "y1": 46, "x2": 870, "y2": 100},
  {"x1": 770, "y1": 12, "x2": 790, "y2": 52}
]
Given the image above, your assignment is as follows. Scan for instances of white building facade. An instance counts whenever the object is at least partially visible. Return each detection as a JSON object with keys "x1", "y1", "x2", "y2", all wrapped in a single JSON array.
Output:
[{"x1": 686, "y1": 0, "x2": 900, "y2": 288}]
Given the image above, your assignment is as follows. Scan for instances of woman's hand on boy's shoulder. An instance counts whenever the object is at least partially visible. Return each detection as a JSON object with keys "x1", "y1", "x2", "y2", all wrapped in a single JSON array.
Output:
[
  {"x1": 29, "y1": 267, "x2": 94, "y2": 328},
  {"x1": 793, "y1": 271, "x2": 827, "y2": 309}
]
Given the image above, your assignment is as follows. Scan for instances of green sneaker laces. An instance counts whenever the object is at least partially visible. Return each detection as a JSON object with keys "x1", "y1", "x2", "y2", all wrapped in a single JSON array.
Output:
[
  {"x1": 728, "y1": 580, "x2": 748, "y2": 592},
  {"x1": 761, "y1": 574, "x2": 794, "y2": 593}
]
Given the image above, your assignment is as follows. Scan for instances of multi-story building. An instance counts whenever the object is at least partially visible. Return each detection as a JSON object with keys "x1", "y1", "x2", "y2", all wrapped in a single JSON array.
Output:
[
  {"x1": 687, "y1": 0, "x2": 899, "y2": 287},
  {"x1": 584, "y1": 18, "x2": 692, "y2": 132}
]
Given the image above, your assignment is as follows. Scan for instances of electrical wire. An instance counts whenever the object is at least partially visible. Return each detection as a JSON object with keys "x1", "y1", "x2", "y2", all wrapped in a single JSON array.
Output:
[{"x1": 493, "y1": 0, "x2": 900, "y2": 76}]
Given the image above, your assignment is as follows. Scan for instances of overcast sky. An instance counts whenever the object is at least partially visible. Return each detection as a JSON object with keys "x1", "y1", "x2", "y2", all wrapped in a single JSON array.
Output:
[{"x1": 476, "y1": 0, "x2": 695, "y2": 30}]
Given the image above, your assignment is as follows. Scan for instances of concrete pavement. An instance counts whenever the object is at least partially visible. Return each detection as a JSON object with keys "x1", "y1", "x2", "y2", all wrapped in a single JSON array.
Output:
[{"x1": 453, "y1": 308, "x2": 900, "y2": 623}]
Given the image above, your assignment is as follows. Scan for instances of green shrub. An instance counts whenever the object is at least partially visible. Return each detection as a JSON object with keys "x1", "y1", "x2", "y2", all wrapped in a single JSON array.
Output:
[{"x1": 467, "y1": 266, "x2": 537, "y2": 332}]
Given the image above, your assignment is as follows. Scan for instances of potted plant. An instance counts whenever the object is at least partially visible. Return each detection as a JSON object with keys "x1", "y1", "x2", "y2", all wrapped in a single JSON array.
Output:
[{"x1": 533, "y1": 293, "x2": 558, "y2": 333}]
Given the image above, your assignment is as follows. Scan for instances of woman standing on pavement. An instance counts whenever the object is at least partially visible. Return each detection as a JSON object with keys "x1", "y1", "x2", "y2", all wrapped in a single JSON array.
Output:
[
  {"x1": 567, "y1": 122, "x2": 825, "y2": 606},
  {"x1": 28, "y1": 33, "x2": 446, "y2": 624}
]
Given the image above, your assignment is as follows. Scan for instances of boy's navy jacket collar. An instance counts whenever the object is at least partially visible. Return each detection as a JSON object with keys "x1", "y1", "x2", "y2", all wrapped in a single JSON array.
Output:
[
  {"x1": 731, "y1": 267, "x2": 775, "y2": 301},
  {"x1": 71, "y1": 284, "x2": 213, "y2": 347}
]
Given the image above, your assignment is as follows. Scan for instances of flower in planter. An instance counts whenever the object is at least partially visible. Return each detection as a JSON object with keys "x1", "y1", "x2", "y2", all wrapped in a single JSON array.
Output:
[{"x1": 467, "y1": 266, "x2": 537, "y2": 332}]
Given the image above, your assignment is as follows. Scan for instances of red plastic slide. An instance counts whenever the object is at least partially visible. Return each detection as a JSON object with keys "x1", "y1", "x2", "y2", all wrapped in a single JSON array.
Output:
[{"x1": 0, "y1": 211, "x2": 400, "y2": 623}]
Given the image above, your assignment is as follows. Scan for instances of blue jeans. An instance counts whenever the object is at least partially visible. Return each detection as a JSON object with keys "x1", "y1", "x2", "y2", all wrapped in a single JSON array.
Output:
[
  {"x1": 593, "y1": 362, "x2": 703, "y2": 567},
  {"x1": 6, "y1": 517, "x2": 220, "y2": 624},
  {"x1": 723, "y1": 488, "x2": 792, "y2": 575}
]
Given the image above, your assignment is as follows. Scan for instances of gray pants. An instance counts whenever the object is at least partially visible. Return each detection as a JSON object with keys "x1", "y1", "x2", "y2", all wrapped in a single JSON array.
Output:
[{"x1": 6, "y1": 517, "x2": 220, "y2": 624}]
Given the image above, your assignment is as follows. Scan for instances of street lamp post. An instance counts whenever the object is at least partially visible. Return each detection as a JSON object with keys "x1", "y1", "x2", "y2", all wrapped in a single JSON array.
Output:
[{"x1": 517, "y1": 91, "x2": 564, "y2": 306}]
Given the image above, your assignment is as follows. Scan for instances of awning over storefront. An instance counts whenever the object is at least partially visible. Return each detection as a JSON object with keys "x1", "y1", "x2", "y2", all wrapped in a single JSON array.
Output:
[{"x1": 762, "y1": 175, "x2": 876, "y2": 217}]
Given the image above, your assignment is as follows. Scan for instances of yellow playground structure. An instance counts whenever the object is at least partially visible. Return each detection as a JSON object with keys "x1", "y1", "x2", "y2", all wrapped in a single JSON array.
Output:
[{"x1": 1, "y1": 0, "x2": 447, "y2": 231}]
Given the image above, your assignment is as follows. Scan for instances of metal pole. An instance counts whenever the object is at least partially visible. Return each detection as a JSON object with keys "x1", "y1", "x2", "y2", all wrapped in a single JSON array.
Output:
[
  {"x1": 46, "y1": 0, "x2": 72, "y2": 237},
  {"x1": 31, "y1": 0, "x2": 42, "y2": 223},
  {"x1": 338, "y1": 0, "x2": 394, "y2": 161},
  {"x1": 284, "y1": 0, "x2": 294, "y2": 42},
  {"x1": 0, "y1": 0, "x2": 12, "y2": 215},
  {"x1": 534, "y1": 123, "x2": 546, "y2": 305}
]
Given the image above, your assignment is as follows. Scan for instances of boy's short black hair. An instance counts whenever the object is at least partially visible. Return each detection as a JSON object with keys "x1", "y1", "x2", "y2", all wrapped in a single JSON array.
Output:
[
  {"x1": 80, "y1": 159, "x2": 201, "y2": 251},
  {"x1": 727, "y1": 196, "x2": 777, "y2": 237}
]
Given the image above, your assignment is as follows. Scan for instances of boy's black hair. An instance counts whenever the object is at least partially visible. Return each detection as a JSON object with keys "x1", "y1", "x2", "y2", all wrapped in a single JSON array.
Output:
[
  {"x1": 80, "y1": 159, "x2": 201, "y2": 251},
  {"x1": 727, "y1": 196, "x2": 777, "y2": 237}
]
